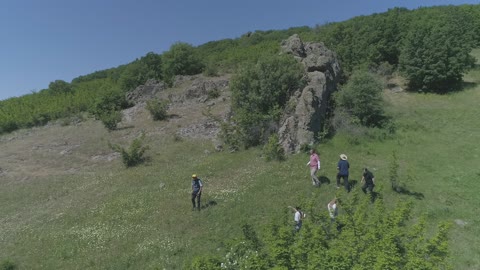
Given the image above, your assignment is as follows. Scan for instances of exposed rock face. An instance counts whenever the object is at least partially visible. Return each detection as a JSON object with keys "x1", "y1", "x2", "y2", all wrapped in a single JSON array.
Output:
[
  {"x1": 279, "y1": 34, "x2": 341, "y2": 153},
  {"x1": 126, "y1": 79, "x2": 166, "y2": 103},
  {"x1": 124, "y1": 75, "x2": 231, "y2": 143}
]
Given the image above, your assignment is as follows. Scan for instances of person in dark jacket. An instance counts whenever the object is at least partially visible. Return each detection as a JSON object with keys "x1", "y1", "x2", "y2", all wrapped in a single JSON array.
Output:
[
  {"x1": 191, "y1": 174, "x2": 203, "y2": 211},
  {"x1": 337, "y1": 154, "x2": 350, "y2": 191},
  {"x1": 361, "y1": 168, "x2": 375, "y2": 194}
]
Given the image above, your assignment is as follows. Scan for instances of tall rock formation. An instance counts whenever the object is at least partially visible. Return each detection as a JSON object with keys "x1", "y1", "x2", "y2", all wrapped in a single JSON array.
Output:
[{"x1": 278, "y1": 34, "x2": 341, "y2": 153}]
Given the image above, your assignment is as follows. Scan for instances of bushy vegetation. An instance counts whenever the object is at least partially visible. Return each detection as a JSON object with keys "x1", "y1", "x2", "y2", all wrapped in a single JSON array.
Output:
[
  {"x1": 229, "y1": 54, "x2": 305, "y2": 148},
  {"x1": 398, "y1": 7, "x2": 477, "y2": 92},
  {"x1": 263, "y1": 134, "x2": 285, "y2": 161},
  {"x1": 0, "y1": 259, "x2": 16, "y2": 270},
  {"x1": 109, "y1": 133, "x2": 149, "y2": 167},
  {"x1": 162, "y1": 42, "x2": 204, "y2": 86},
  {"x1": 98, "y1": 110, "x2": 123, "y2": 131},
  {"x1": 334, "y1": 70, "x2": 388, "y2": 127},
  {"x1": 2, "y1": 5, "x2": 480, "y2": 135},
  {"x1": 311, "y1": 5, "x2": 480, "y2": 92},
  {"x1": 146, "y1": 98, "x2": 169, "y2": 121},
  {"x1": 190, "y1": 193, "x2": 451, "y2": 269}
]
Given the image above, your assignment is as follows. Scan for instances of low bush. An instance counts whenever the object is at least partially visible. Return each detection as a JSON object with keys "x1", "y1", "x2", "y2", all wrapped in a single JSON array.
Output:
[
  {"x1": 0, "y1": 259, "x2": 16, "y2": 270},
  {"x1": 99, "y1": 110, "x2": 122, "y2": 131},
  {"x1": 263, "y1": 134, "x2": 285, "y2": 161},
  {"x1": 109, "y1": 133, "x2": 149, "y2": 167},
  {"x1": 146, "y1": 99, "x2": 169, "y2": 121}
]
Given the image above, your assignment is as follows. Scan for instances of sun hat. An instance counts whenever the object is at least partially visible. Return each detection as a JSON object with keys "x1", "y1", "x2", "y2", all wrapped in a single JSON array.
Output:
[
  {"x1": 192, "y1": 174, "x2": 197, "y2": 178},
  {"x1": 340, "y1": 154, "x2": 347, "y2": 160}
]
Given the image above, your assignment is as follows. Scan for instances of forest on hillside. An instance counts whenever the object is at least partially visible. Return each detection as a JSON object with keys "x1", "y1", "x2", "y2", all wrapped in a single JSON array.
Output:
[{"x1": 0, "y1": 4, "x2": 479, "y2": 137}]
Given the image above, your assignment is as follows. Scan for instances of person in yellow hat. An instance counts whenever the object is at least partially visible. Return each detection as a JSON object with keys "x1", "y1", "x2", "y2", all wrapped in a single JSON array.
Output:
[{"x1": 191, "y1": 174, "x2": 203, "y2": 211}]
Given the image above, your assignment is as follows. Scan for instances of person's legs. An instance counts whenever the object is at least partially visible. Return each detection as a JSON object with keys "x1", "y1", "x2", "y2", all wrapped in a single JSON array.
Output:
[
  {"x1": 295, "y1": 221, "x2": 302, "y2": 232},
  {"x1": 343, "y1": 175, "x2": 349, "y2": 191},
  {"x1": 336, "y1": 173, "x2": 341, "y2": 188},
  {"x1": 310, "y1": 167, "x2": 319, "y2": 186},
  {"x1": 192, "y1": 193, "x2": 198, "y2": 209},
  {"x1": 196, "y1": 193, "x2": 202, "y2": 210},
  {"x1": 191, "y1": 193, "x2": 197, "y2": 209},
  {"x1": 362, "y1": 183, "x2": 368, "y2": 194}
]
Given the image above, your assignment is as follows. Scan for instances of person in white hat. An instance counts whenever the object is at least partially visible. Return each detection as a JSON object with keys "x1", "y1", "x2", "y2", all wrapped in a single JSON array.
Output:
[{"x1": 336, "y1": 154, "x2": 350, "y2": 191}]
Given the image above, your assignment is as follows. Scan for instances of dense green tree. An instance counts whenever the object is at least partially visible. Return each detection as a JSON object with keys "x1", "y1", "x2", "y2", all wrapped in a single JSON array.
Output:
[
  {"x1": 118, "y1": 52, "x2": 162, "y2": 91},
  {"x1": 398, "y1": 7, "x2": 476, "y2": 92},
  {"x1": 162, "y1": 42, "x2": 204, "y2": 86},
  {"x1": 334, "y1": 70, "x2": 387, "y2": 127},
  {"x1": 90, "y1": 89, "x2": 130, "y2": 118},
  {"x1": 48, "y1": 80, "x2": 72, "y2": 95},
  {"x1": 229, "y1": 54, "x2": 305, "y2": 147}
]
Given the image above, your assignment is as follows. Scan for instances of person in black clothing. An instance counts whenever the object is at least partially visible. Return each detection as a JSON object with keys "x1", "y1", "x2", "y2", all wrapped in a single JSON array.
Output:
[
  {"x1": 361, "y1": 168, "x2": 375, "y2": 194},
  {"x1": 191, "y1": 174, "x2": 203, "y2": 211}
]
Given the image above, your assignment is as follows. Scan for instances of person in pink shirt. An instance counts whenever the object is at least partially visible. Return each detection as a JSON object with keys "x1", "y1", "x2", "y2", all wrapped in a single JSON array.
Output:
[{"x1": 306, "y1": 149, "x2": 321, "y2": 186}]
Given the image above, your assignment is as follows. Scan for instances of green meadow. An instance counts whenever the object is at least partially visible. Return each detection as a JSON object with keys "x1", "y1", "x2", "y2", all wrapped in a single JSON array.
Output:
[{"x1": 1, "y1": 53, "x2": 480, "y2": 269}]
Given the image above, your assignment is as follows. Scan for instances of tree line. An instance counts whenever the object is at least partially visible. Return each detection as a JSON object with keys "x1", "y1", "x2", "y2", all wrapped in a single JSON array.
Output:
[{"x1": 1, "y1": 4, "x2": 479, "y2": 134}]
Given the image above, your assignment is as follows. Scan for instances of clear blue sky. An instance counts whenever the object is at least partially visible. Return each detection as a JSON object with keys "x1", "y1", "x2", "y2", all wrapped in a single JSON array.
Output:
[{"x1": 0, "y1": 0, "x2": 477, "y2": 101}]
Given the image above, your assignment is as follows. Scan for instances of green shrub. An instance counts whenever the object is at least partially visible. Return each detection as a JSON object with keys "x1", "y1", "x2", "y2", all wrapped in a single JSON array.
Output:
[
  {"x1": 162, "y1": 42, "x2": 204, "y2": 86},
  {"x1": 99, "y1": 110, "x2": 122, "y2": 131},
  {"x1": 48, "y1": 80, "x2": 73, "y2": 95},
  {"x1": 230, "y1": 54, "x2": 305, "y2": 147},
  {"x1": 189, "y1": 255, "x2": 222, "y2": 270},
  {"x1": 109, "y1": 133, "x2": 149, "y2": 168},
  {"x1": 334, "y1": 70, "x2": 388, "y2": 127},
  {"x1": 207, "y1": 88, "x2": 220, "y2": 100},
  {"x1": 190, "y1": 192, "x2": 451, "y2": 269},
  {"x1": 0, "y1": 259, "x2": 16, "y2": 270},
  {"x1": 219, "y1": 121, "x2": 241, "y2": 152},
  {"x1": 90, "y1": 89, "x2": 131, "y2": 118},
  {"x1": 146, "y1": 99, "x2": 169, "y2": 121},
  {"x1": 263, "y1": 134, "x2": 285, "y2": 161},
  {"x1": 203, "y1": 62, "x2": 219, "y2": 77}
]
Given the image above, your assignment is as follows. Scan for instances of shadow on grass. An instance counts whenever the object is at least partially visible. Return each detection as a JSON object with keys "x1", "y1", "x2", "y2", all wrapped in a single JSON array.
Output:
[
  {"x1": 201, "y1": 200, "x2": 218, "y2": 210},
  {"x1": 349, "y1": 179, "x2": 358, "y2": 189},
  {"x1": 319, "y1": 176, "x2": 331, "y2": 185},
  {"x1": 168, "y1": 114, "x2": 181, "y2": 119},
  {"x1": 369, "y1": 191, "x2": 382, "y2": 203},
  {"x1": 462, "y1": 81, "x2": 478, "y2": 91},
  {"x1": 392, "y1": 186, "x2": 425, "y2": 200},
  {"x1": 115, "y1": 125, "x2": 135, "y2": 130}
]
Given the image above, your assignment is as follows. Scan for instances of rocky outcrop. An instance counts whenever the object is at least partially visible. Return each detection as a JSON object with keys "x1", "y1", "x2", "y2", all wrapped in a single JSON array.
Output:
[
  {"x1": 278, "y1": 34, "x2": 341, "y2": 153},
  {"x1": 126, "y1": 79, "x2": 166, "y2": 103}
]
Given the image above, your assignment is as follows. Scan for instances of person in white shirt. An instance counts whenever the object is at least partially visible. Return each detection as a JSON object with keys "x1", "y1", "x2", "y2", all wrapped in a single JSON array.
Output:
[
  {"x1": 327, "y1": 198, "x2": 338, "y2": 221},
  {"x1": 289, "y1": 206, "x2": 304, "y2": 232}
]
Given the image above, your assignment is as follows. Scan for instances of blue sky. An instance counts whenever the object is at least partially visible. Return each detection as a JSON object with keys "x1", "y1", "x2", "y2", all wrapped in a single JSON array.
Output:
[{"x1": 0, "y1": 0, "x2": 478, "y2": 101}]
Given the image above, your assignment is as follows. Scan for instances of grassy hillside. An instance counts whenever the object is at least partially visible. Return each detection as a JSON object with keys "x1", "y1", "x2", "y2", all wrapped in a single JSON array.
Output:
[{"x1": 1, "y1": 49, "x2": 480, "y2": 269}]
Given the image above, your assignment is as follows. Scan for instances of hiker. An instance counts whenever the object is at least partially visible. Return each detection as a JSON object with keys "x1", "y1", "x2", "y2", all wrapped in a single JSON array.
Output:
[
  {"x1": 336, "y1": 154, "x2": 350, "y2": 191},
  {"x1": 191, "y1": 174, "x2": 203, "y2": 211},
  {"x1": 306, "y1": 149, "x2": 321, "y2": 186},
  {"x1": 361, "y1": 168, "x2": 375, "y2": 194},
  {"x1": 327, "y1": 198, "x2": 338, "y2": 221},
  {"x1": 289, "y1": 206, "x2": 304, "y2": 232}
]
